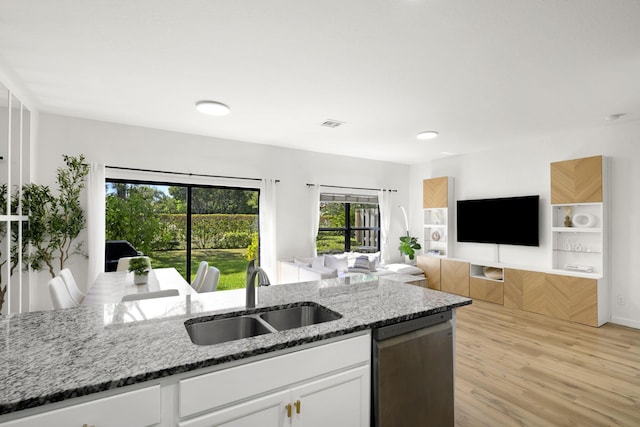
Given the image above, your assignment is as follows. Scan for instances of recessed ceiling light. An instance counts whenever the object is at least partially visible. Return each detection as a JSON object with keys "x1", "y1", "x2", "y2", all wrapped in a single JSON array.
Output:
[
  {"x1": 416, "y1": 131, "x2": 439, "y2": 140},
  {"x1": 196, "y1": 100, "x2": 230, "y2": 116}
]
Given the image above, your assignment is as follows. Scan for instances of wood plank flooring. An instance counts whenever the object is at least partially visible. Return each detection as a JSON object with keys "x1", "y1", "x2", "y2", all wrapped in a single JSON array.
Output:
[{"x1": 455, "y1": 300, "x2": 640, "y2": 426}]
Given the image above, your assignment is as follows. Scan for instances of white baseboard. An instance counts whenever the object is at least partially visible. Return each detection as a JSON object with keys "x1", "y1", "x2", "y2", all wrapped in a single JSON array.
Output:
[{"x1": 610, "y1": 316, "x2": 640, "y2": 329}]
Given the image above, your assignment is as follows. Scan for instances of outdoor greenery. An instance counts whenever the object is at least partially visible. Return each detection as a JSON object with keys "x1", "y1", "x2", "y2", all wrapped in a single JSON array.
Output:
[
  {"x1": 106, "y1": 182, "x2": 259, "y2": 289},
  {"x1": 152, "y1": 249, "x2": 247, "y2": 290}
]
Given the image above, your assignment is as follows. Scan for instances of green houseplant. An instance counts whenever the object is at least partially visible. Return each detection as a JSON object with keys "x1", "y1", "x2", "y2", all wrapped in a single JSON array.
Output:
[
  {"x1": 399, "y1": 235, "x2": 421, "y2": 261},
  {"x1": 128, "y1": 257, "x2": 151, "y2": 285}
]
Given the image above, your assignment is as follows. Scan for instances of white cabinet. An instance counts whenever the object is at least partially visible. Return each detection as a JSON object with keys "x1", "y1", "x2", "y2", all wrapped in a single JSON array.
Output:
[
  {"x1": 179, "y1": 389, "x2": 289, "y2": 427},
  {"x1": 178, "y1": 334, "x2": 370, "y2": 427},
  {"x1": 179, "y1": 366, "x2": 368, "y2": 427},
  {"x1": 1, "y1": 385, "x2": 161, "y2": 427}
]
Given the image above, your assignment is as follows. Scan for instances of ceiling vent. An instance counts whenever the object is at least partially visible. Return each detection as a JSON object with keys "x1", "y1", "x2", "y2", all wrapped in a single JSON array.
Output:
[{"x1": 321, "y1": 119, "x2": 345, "y2": 128}]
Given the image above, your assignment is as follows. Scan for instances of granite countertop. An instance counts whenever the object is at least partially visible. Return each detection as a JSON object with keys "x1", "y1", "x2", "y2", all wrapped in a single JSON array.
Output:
[{"x1": 0, "y1": 275, "x2": 471, "y2": 416}]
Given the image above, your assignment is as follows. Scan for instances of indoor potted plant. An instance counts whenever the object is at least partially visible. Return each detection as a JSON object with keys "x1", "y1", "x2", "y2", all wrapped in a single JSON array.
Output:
[
  {"x1": 128, "y1": 257, "x2": 151, "y2": 285},
  {"x1": 399, "y1": 235, "x2": 421, "y2": 262}
]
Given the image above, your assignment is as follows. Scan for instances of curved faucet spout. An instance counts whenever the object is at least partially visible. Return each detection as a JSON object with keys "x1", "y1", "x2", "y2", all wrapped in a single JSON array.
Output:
[{"x1": 246, "y1": 260, "x2": 270, "y2": 308}]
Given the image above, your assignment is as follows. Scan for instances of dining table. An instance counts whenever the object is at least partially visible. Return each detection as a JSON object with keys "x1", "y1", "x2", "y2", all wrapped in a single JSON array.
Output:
[{"x1": 81, "y1": 268, "x2": 197, "y2": 305}]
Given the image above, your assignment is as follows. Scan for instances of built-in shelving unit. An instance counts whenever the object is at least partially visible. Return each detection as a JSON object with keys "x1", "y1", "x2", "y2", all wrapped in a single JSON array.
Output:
[
  {"x1": 422, "y1": 177, "x2": 454, "y2": 257},
  {"x1": 0, "y1": 81, "x2": 31, "y2": 315},
  {"x1": 551, "y1": 203, "x2": 604, "y2": 274}
]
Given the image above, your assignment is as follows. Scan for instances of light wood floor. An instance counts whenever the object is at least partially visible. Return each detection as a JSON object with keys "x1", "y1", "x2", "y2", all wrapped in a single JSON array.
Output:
[{"x1": 455, "y1": 300, "x2": 640, "y2": 427}]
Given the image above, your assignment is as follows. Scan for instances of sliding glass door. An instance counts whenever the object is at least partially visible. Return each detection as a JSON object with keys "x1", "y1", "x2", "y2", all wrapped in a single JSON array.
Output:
[{"x1": 105, "y1": 180, "x2": 259, "y2": 290}]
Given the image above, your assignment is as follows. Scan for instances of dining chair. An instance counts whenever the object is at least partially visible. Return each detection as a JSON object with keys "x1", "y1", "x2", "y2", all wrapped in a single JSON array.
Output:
[
  {"x1": 121, "y1": 289, "x2": 179, "y2": 302},
  {"x1": 191, "y1": 261, "x2": 209, "y2": 291},
  {"x1": 117, "y1": 256, "x2": 150, "y2": 272},
  {"x1": 59, "y1": 268, "x2": 85, "y2": 305},
  {"x1": 198, "y1": 267, "x2": 220, "y2": 293},
  {"x1": 49, "y1": 277, "x2": 78, "y2": 309}
]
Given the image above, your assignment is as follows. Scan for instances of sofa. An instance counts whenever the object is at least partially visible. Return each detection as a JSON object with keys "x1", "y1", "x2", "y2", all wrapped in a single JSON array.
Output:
[{"x1": 278, "y1": 252, "x2": 425, "y2": 285}]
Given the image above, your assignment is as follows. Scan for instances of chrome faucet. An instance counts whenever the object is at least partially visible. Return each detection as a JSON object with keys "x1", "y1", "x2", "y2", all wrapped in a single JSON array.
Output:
[{"x1": 246, "y1": 259, "x2": 270, "y2": 308}]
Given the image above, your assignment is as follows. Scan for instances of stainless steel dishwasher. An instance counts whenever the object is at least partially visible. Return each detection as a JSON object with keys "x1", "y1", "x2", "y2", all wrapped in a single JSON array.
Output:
[{"x1": 372, "y1": 310, "x2": 454, "y2": 427}]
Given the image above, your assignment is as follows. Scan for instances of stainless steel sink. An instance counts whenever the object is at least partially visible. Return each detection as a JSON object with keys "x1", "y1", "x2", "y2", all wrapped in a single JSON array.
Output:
[
  {"x1": 185, "y1": 303, "x2": 342, "y2": 345},
  {"x1": 259, "y1": 305, "x2": 342, "y2": 331},
  {"x1": 185, "y1": 315, "x2": 274, "y2": 346}
]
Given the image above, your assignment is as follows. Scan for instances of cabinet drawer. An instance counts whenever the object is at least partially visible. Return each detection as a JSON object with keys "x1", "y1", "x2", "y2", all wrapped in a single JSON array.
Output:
[
  {"x1": 2, "y1": 385, "x2": 161, "y2": 427},
  {"x1": 470, "y1": 277, "x2": 504, "y2": 304},
  {"x1": 179, "y1": 333, "x2": 371, "y2": 418}
]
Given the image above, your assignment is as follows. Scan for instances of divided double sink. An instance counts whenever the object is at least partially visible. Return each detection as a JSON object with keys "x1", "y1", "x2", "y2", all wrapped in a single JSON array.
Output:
[{"x1": 185, "y1": 302, "x2": 342, "y2": 346}]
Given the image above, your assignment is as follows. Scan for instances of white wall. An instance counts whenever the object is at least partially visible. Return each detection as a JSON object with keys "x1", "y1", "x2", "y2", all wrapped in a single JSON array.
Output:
[
  {"x1": 410, "y1": 119, "x2": 640, "y2": 328},
  {"x1": 32, "y1": 113, "x2": 410, "y2": 310}
]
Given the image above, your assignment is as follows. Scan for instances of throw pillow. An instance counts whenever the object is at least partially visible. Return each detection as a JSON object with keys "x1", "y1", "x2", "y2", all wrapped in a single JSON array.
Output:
[
  {"x1": 325, "y1": 255, "x2": 348, "y2": 273},
  {"x1": 293, "y1": 257, "x2": 311, "y2": 267},
  {"x1": 347, "y1": 255, "x2": 372, "y2": 273},
  {"x1": 311, "y1": 255, "x2": 326, "y2": 270}
]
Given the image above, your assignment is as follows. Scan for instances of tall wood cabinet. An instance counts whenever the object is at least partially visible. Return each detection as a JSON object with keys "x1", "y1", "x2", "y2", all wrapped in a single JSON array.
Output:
[
  {"x1": 422, "y1": 177, "x2": 453, "y2": 257},
  {"x1": 440, "y1": 259, "x2": 469, "y2": 297}
]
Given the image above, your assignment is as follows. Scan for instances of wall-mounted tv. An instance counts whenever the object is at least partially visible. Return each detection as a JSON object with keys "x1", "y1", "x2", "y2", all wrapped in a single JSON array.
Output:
[{"x1": 457, "y1": 195, "x2": 539, "y2": 246}]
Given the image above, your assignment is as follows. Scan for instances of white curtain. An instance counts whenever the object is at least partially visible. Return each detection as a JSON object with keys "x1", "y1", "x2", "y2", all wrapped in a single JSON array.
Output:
[
  {"x1": 378, "y1": 190, "x2": 393, "y2": 263},
  {"x1": 259, "y1": 179, "x2": 278, "y2": 282},
  {"x1": 87, "y1": 163, "x2": 106, "y2": 286},
  {"x1": 310, "y1": 184, "x2": 321, "y2": 256}
]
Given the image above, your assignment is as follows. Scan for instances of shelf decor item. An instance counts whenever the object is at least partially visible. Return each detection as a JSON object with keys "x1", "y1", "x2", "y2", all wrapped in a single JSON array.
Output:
[
  {"x1": 572, "y1": 213, "x2": 596, "y2": 228},
  {"x1": 482, "y1": 266, "x2": 503, "y2": 281},
  {"x1": 431, "y1": 230, "x2": 441, "y2": 241},
  {"x1": 564, "y1": 206, "x2": 572, "y2": 227},
  {"x1": 128, "y1": 257, "x2": 151, "y2": 285}
]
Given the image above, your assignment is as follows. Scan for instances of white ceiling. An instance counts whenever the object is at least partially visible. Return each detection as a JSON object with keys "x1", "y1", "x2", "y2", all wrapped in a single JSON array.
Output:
[{"x1": 0, "y1": 0, "x2": 638, "y2": 165}]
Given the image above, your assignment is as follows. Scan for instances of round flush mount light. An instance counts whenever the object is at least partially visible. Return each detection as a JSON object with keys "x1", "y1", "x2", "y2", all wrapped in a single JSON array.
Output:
[
  {"x1": 416, "y1": 131, "x2": 439, "y2": 140},
  {"x1": 195, "y1": 100, "x2": 230, "y2": 116}
]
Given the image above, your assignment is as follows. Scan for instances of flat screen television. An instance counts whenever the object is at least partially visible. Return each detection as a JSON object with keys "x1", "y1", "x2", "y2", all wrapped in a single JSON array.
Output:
[{"x1": 456, "y1": 195, "x2": 539, "y2": 246}]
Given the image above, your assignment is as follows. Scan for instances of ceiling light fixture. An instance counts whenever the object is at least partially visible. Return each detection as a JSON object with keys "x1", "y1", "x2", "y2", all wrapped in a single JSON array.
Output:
[
  {"x1": 195, "y1": 100, "x2": 230, "y2": 116},
  {"x1": 416, "y1": 131, "x2": 439, "y2": 140}
]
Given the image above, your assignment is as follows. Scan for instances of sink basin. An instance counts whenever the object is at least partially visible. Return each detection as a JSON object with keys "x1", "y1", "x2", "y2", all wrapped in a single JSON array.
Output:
[
  {"x1": 185, "y1": 315, "x2": 274, "y2": 346},
  {"x1": 185, "y1": 303, "x2": 342, "y2": 346},
  {"x1": 259, "y1": 304, "x2": 342, "y2": 331}
]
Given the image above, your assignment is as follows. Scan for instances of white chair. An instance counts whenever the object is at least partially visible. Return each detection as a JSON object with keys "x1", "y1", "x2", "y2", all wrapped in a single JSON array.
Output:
[
  {"x1": 117, "y1": 256, "x2": 150, "y2": 272},
  {"x1": 49, "y1": 277, "x2": 78, "y2": 309},
  {"x1": 198, "y1": 267, "x2": 220, "y2": 293},
  {"x1": 121, "y1": 289, "x2": 179, "y2": 302},
  {"x1": 59, "y1": 268, "x2": 85, "y2": 305},
  {"x1": 191, "y1": 261, "x2": 209, "y2": 291}
]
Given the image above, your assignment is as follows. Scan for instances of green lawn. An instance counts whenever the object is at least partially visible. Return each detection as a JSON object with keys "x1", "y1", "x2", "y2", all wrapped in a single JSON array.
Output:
[{"x1": 149, "y1": 248, "x2": 248, "y2": 290}]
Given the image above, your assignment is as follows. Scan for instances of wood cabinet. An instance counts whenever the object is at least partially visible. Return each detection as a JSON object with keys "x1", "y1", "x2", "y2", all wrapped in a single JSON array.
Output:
[
  {"x1": 1, "y1": 385, "x2": 161, "y2": 427},
  {"x1": 440, "y1": 259, "x2": 469, "y2": 297},
  {"x1": 423, "y1": 177, "x2": 449, "y2": 208},
  {"x1": 550, "y1": 155, "x2": 602, "y2": 204},
  {"x1": 417, "y1": 255, "x2": 441, "y2": 290},
  {"x1": 504, "y1": 268, "x2": 598, "y2": 326},
  {"x1": 178, "y1": 334, "x2": 370, "y2": 426},
  {"x1": 469, "y1": 277, "x2": 503, "y2": 305}
]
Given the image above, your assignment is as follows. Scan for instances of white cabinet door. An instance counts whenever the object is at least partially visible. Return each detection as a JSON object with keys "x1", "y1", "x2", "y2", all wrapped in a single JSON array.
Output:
[
  {"x1": 2, "y1": 385, "x2": 161, "y2": 427},
  {"x1": 291, "y1": 366, "x2": 370, "y2": 427},
  {"x1": 178, "y1": 389, "x2": 289, "y2": 427}
]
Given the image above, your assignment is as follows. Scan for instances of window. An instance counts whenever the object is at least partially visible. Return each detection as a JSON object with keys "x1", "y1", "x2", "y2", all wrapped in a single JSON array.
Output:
[
  {"x1": 316, "y1": 194, "x2": 380, "y2": 254},
  {"x1": 105, "y1": 179, "x2": 259, "y2": 290}
]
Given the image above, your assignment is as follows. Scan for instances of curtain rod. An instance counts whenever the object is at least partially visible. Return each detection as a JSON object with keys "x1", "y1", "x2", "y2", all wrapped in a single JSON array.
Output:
[
  {"x1": 306, "y1": 183, "x2": 397, "y2": 192},
  {"x1": 106, "y1": 165, "x2": 279, "y2": 183}
]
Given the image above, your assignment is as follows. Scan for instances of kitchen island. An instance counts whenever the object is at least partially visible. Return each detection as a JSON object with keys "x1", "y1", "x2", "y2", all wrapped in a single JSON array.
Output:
[{"x1": 0, "y1": 275, "x2": 471, "y2": 425}]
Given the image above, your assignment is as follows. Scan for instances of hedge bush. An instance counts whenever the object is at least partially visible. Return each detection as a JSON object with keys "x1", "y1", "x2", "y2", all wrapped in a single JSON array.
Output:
[{"x1": 154, "y1": 214, "x2": 258, "y2": 250}]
